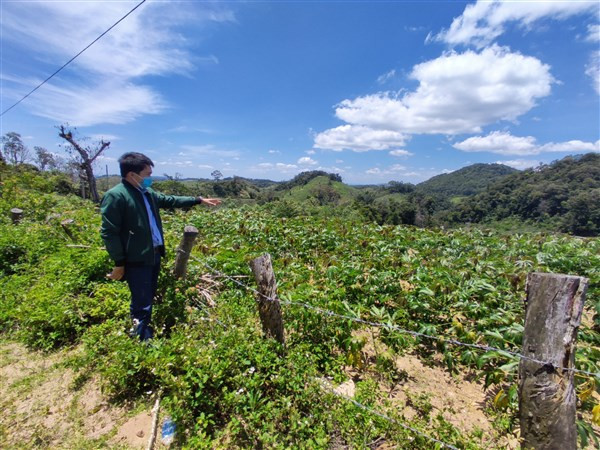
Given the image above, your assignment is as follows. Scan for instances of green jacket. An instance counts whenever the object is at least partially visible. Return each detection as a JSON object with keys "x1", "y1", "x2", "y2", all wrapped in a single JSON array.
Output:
[{"x1": 100, "y1": 180, "x2": 199, "y2": 266}]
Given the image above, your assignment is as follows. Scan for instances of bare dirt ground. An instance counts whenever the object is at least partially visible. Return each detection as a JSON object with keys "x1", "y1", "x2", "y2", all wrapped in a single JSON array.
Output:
[
  {"x1": 331, "y1": 330, "x2": 520, "y2": 449},
  {"x1": 0, "y1": 340, "x2": 165, "y2": 449},
  {"x1": 330, "y1": 329, "x2": 600, "y2": 449},
  {"x1": 1, "y1": 335, "x2": 597, "y2": 449}
]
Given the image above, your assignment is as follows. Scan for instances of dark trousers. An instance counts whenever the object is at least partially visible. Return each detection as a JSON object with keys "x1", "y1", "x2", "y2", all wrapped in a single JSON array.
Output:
[{"x1": 125, "y1": 252, "x2": 161, "y2": 341}]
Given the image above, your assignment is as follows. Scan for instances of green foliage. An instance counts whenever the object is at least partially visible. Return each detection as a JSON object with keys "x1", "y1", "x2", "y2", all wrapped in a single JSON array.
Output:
[
  {"x1": 386, "y1": 180, "x2": 416, "y2": 194},
  {"x1": 279, "y1": 175, "x2": 357, "y2": 205},
  {"x1": 1, "y1": 166, "x2": 599, "y2": 447},
  {"x1": 275, "y1": 170, "x2": 342, "y2": 191},
  {"x1": 449, "y1": 153, "x2": 600, "y2": 236},
  {"x1": 152, "y1": 178, "x2": 197, "y2": 196},
  {"x1": 416, "y1": 163, "x2": 517, "y2": 197}
]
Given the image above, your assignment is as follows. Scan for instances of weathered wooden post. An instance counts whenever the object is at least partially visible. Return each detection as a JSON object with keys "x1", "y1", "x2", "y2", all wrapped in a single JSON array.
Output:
[
  {"x1": 10, "y1": 208, "x2": 23, "y2": 224},
  {"x1": 45, "y1": 213, "x2": 61, "y2": 223},
  {"x1": 249, "y1": 254, "x2": 285, "y2": 345},
  {"x1": 173, "y1": 225, "x2": 198, "y2": 279},
  {"x1": 519, "y1": 272, "x2": 588, "y2": 450},
  {"x1": 60, "y1": 219, "x2": 76, "y2": 241}
]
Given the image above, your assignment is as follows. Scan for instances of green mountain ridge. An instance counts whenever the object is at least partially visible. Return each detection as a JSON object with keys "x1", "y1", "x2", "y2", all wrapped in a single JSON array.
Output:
[
  {"x1": 415, "y1": 163, "x2": 518, "y2": 197},
  {"x1": 449, "y1": 153, "x2": 600, "y2": 235}
]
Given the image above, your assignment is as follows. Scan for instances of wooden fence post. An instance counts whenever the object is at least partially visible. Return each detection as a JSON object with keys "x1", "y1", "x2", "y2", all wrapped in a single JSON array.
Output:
[
  {"x1": 173, "y1": 225, "x2": 198, "y2": 279},
  {"x1": 249, "y1": 254, "x2": 285, "y2": 345},
  {"x1": 519, "y1": 272, "x2": 588, "y2": 450},
  {"x1": 60, "y1": 219, "x2": 76, "y2": 241},
  {"x1": 10, "y1": 208, "x2": 23, "y2": 224}
]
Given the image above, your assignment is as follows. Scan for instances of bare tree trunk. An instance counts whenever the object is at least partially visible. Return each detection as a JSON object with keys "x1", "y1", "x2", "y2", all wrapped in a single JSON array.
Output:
[
  {"x1": 83, "y1": 163, "x2": 99, "y2": 203},
  {"x1": 58, "y1": 125, "x2": 109, "y2": 204},
  {"x1": 519, "y1": 272, "x2": 588, "y2": 450},
  {"x1": 249, "y1": 254, "x2": 285, "y2": 345},
  {"x1": 80, "y1": 172, "x2": 86, "y2": 199}
]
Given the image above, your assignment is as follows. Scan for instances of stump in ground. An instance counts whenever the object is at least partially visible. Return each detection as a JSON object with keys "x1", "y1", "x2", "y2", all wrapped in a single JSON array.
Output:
[
  {"x1": 10, "y1": 208, "x2": 23, "y2": 224},
  {"x1": 519, "y1": 272, "x2": 588, "y2": 450}
]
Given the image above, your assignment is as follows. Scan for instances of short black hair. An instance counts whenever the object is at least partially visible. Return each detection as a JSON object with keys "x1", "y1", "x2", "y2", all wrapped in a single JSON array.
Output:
[{"x1": 118, "y1": 152, "x2": 154, "y2": 177}]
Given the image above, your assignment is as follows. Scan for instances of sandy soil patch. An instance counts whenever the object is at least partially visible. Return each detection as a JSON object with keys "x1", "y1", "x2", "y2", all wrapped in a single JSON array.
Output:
[
  {"x1": 112, "y1": 410, "x2": 154, "y2": 449},
  {"x1": 0, "y1": 340, "x2": 155, "y2": 449},
  {"x1": 335, "y1": 330, "x2": 520, "y2": 449}
]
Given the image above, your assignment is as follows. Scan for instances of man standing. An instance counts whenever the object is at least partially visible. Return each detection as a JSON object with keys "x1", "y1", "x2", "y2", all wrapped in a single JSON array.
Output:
[{"x1": 100, "y1": 152, "x2": 220, "y2": 340}]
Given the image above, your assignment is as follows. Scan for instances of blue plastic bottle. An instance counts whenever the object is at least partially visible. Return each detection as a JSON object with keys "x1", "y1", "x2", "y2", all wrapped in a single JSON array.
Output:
[{"x1": 161, "y1": 417, "x2": 176, "y2": 445}]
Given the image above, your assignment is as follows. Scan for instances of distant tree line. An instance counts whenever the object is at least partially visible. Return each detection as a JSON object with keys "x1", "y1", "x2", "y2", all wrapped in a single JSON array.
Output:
[
  {"x1": 447, "y1": 154, "x2": 599, "y2": 235},
  {"x1": 416, "y1": 163, "x2": 517, "y2": 197},
  {"x1": 3, "y1": 129, "x2": 597, "y2": 235},
  {"x1": 275, "y1": 170, "x2": 342, "y2": 191},
  {"x1": 1, "y1": 127, "x2": 110, "y2": 203}
]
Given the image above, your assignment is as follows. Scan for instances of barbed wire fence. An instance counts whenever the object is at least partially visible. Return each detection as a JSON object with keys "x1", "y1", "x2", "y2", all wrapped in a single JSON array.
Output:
[
  {"x1": 180, "y1": 253, "x2": 596, "y2": 449},
  {"x1": 191, "y1": 256, "x2": 599, "y2": 378}
]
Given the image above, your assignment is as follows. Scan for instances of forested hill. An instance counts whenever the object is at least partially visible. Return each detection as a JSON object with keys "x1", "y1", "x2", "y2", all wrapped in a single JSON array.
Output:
[
  {"x1": 416, "y1": 163, "x2": 517, "y2": 197},
  {"x1": 449, "y1": 153, "x2": 600, "y2": 236}
]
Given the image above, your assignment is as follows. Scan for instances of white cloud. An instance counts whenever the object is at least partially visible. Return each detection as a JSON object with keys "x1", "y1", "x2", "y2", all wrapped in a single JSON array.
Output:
[
  {"x1": 167, "y1": 126, "x2": 213, "y2": 134},
  {"x1": 268, "y1": 149, "x2": 281, "y2": 154},
  {"x1": 255, "y1": 162, "x2": 298, "y2": 171},
  {"x1": 155, "y1": 159, "x2": 195, "y2": 167},
  {"x1": 276, "y1": 163, "x2": 298, "y2": 170},
  {"x1": 436, "y1": 0, "x2": 597, "y2": 48},
  {"x1": 453, "y1": 131, "x2": 600, "y2": 156},
  {"x1": 2, "y1": 77, "x2": 168, "y2": 126},
  {"x1": 305, "y1": 149, "x2": 316, "y2": 155},
  {"x1": 1, "y1": 2, "x2": 233, "y2": 125},
  {"x1": 540, "y1": 140, "x2": 600, "y2": 153},
  {"x1": 365, "y1": 164, "x2": 404, "y2": 175},
  {"x1": 198, "y1": 164, "x2": 214, "y2": 169},
  {"x1": 364, "y1": 164, "x2": 446, "y2": 181},
  {"x1": 90, "y1": 134, "x2": 120, "y2": 141},
  {"x1": 389, "y1": 149, "x2": 414, "y2": 157},
  {"x1": 315, "y1": 46, "x2": 553, "y2": 145},
  {"x1": 181, "y1": 145, "x2": 240, "y2": 158},
  {"x1": 297, "y1": 157, "x2": 318, "y2": 166},
  {"x1": 389, "y1": 164, "x2": 406, "y2": 172},
  {"x1": 585, "y1": 50, "x2": 600, "y2": 95},
  {"x1": 314, "y1": 124, "x2": 408, "y2": 152},
  {"x1": 377, "y1": 69, "x2": 396, "y2": 85},
  {"x1": 496, "y1": 159, "x2": 540, "y2": 170},
  {"x1": 586, "y1": 24, "x2": 600, "y2": 43},
  {"x1": 317, "y1": 166, "x2": 345, "y2": 174},
  {"x1": 95, "y1": 154, "x2": 117, "y2": 162}
]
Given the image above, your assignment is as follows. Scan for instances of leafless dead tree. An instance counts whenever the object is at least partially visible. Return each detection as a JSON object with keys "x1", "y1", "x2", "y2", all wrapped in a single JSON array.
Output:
[{"x1": 58, "y1": 124, "x2": 110, "y2": 203}]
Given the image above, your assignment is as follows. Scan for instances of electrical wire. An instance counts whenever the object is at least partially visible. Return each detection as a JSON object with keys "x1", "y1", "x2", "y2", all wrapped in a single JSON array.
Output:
[{"x1": 1, "y1": 0, "x2": 148, "y2": 117}]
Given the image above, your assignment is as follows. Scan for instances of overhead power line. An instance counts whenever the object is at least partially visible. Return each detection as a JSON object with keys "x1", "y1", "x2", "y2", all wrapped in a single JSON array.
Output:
[{"x1": 1, "y1": 0, "x2": 147, "y2": 117}]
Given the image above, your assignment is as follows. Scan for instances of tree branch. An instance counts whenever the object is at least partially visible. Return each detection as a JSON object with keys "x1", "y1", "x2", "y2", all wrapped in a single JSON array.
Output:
[
  {"x1": 58, "y1": 125, "x2": 90, "y2": 162},
  {"x1": 90, "y1": 141, "x2": 110, "y2": 163}
]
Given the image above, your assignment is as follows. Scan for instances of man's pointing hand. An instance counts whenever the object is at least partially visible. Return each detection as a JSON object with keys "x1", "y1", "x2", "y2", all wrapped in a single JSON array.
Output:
[{"x1": 202, "y1": 198, "x2": 221, "y2": 207}]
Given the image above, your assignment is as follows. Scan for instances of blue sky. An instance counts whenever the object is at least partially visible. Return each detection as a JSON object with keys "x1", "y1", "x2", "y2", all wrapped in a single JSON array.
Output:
[{"x1": 1, "y1": 0, "x2": 599, "y2": 184}]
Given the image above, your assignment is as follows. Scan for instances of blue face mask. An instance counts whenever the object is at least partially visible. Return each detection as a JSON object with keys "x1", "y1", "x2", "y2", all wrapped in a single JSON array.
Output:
[
  {"x1": 134, "y1": 173, "x2": 152, "y2": 190},
  {"x1": 140, "y1": 177, "x2": 152, "y2": 189}
]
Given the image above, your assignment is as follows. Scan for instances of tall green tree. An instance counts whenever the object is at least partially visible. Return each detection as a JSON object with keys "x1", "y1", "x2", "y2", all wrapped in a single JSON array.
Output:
[
  {"x1": 1, "y1": 132, "x2": 31, "y2": 165},
  {"x1": 34, "y1": 146, "x2": 57, "y2": 171}
]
